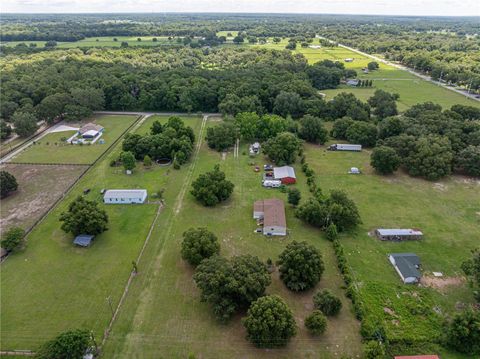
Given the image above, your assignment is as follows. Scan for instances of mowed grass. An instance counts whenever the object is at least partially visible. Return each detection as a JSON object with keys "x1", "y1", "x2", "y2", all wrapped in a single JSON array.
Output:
[
  {"x1": 0, "y1": 116, "x2": 202, "y2": 350},
  {"x1": 11, "y1": 115, "x2": 138, "y2": 164},
  {"x1": 102, "y1": 120, "x2": 362, "y2": 359},
  {"x1": 303, "y1": 143, "x2": 479, "y2": 351}
]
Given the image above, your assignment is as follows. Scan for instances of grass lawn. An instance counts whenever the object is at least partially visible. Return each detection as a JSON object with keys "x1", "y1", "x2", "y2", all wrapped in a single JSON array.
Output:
[
  {"x1": 11, "y1": 115, "x2": 138, "y2": 165},
  {"x1": 0, "y1": 116, "x2": 202, "y2": 350},
  {"x1": 101, "y1": 119, "x2": 363, "y2": 358},
  {"x1": 238, "y1": 37, "x2": 480, "y2": 111},
  {"x1": 303, "y1": 143, "x2": 479, "y2": 357},
  {"x1": 0, "y1": 164, "x2": 88, "y2": 234}
]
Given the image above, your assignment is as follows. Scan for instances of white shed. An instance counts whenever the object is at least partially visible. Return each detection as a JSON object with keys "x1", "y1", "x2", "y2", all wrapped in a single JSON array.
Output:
[{"x1": 104, "y1": 189, "x2": 147, "y2": 204}]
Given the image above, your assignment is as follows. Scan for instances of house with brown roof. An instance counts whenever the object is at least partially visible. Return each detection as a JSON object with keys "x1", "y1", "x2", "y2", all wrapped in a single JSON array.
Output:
[{"x1": 253, "y1": 199, "x2": 287, "y2": 236}]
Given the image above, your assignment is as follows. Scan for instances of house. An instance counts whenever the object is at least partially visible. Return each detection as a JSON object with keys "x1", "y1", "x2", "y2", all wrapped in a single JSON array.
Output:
[
  {"x1": 346, "y1": 79, "x2": 359, "y2": 86},
  {"x1": 376, "y1": 228, "x2": 423, "y2": 241},
  {"x1": 389, "y1": 253, "x2": 422, "y2": 284},
  {"x1": 104, "y1": 189, "x2": 147, "y2": 204},
  {"x1": 78, "y1": 123, "x2": 104, "y2": 139},
  {"x1": 273, "y1": 166, "x2": 296, "y2": 184},
  {"x1": 253, "y1": 199, "x2": 287, "y2": 236},
  {"x1": 73, "y1": 234, "x2": 95, "y2": 247},
  {"x1": 394, "y1": 356, "x2": 439, "y2": 359}
]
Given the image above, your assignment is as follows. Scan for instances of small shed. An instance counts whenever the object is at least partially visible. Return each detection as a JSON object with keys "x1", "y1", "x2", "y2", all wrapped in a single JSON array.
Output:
[
  {"x1": 344, "y1": 58, "x2": 354, "y2": 62},
  {"x1": 389, "y1": 253, "x2": 421, "y2": 284},
  {"x1": 376, "y1": 229, "x2": 423, "y2": 241},
  {"x1": 74, "y1": 234, "x2": 95, "y2": 247},
  {"x1": 104, "y1": 189, "x2": 147, "y2": 204},
  {"x1": 346, "y1": 79, "x2": 359, "y2": 86},
  {"x1": 273, "y1": 166, "x2": 296, "y2": 184}
]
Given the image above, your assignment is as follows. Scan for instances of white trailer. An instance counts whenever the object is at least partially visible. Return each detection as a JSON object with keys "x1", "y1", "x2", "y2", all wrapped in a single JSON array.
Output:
[
  {"x1": 328, "y1": 144, "x2": 362, "y2": 152},
  {"x1": 262, "y1": 180, "x2": 282, "y2": 188}
]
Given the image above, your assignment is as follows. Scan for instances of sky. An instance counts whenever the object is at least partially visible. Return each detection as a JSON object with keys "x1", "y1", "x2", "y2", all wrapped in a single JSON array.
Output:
[{"x1": 1, "y1": 0, "x2": 479, "y2": 16}]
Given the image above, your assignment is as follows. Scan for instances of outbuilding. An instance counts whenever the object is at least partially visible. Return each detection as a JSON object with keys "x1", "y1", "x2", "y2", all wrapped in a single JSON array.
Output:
[
  {"x1": 253, "y1": 199, "x2": 287, "y2": 236},
  {"x1": 376, "y1": 229, "x2": 423, "y2": 241},
  {"x1": 73, "y1": 234, "x2": 95, "y2": 247},
  {"x1": 389, "y1": 253, "x2": 421, "y2": 284},
  {"x1": 78, "y1": 123, "x2": 104, "y2": 139},
  {"x1": 104, "y1": 189, "x2": 147, "y2": 204},
  {"x1": 394, "y1": 356, "x2": 439, "y2": 359},
  {"x1": 273, "y1": 166, "x2": 296, "y2": 184}
]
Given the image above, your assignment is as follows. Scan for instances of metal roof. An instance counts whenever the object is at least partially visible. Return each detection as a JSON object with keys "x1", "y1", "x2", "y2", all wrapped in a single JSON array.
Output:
[
  {"x1": 390, "y1": 253, "x2": 421, "y2": 279},
  {"x1": 254, "y1": 199, "x2": 286, "y2": 229},
  {"x1": 377, "y1": 229, "x2": 423, "y2": 236},
  {"x1": 79, "y1": 123, "x2": 104, "y2": 134},
  {"x1": 74, "y1": 234, "x2": 95, "y2": 247},
  {"x1": 273, "y1": 166, "x2": 296, "y2": 179},
  {"x1": 104, "y1": 189, "x2": 147, "y2": 200}
]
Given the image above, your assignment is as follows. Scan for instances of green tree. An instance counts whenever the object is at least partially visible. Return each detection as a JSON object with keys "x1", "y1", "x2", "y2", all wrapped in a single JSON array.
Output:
[
  {"x1": 278, "y1": 241, "x2": 324, "y2": 291},
  {"x1": 367, "y1": 61, "x2": 379, "y2": 71},
  {"x1": 194, "y1": 255, "x2": 271, "y2": 322},
  {"x1": 63, "y1": 104, "x2": 92, "y2": 122},
  {"x1": 263, "y1": 132, "x2": 301, "y2": 165},
  {"x1": 331, "y1": 117, "x2": 354, "y2": 139},
  {"x1": 0, "y1": 120, "x2": 13, "y2": 140},
  {"x1": 0, "y1": 170, "x2": 18, "y2": 198},
  {"x1": 143, "y1": 154, "x2": 152, "y2": 167},
  {"x1": 273, "y1": 91, "x2": 304, "y2": 119},
  {"x1": 35, "y1": 329, "x2": 91, "y2": 359},
  {"x1": 181, "y1": 227, "x2": 220, "y2": 266},
  {"x1": 445, "y1": 309, "x2": 480, "y2": 354},
  {"x1": 363, "y1": 340, "x2": 386, "y2": 359},
  {"x1": 60, "y1": 196, "x2": 108, "y2": 236},
  {"x1": 232, "y1": 35, "x2": 244, "y2": 44},
  {"x1": 35, "y1": 93, "x2": 72, "y2": 123},
  {"x1": 1, "y1": 226, "x2": 25, "y2": 252},
  {"x1": 120, "y1": 151, "x2": 136, "y2": 172},
  {"x1": 12, "y1": 111, "x2": 38, "y2": 137},
  {"x1": 378, "y1": 116, "x2": 406, "y2": 139},
  {"x1": 0, "y1": 101, "x2": 19, "y2": 120},
  {"x1": 325, "y1": 223, "x2": 338, "y2": 241},
  {"x1": 70, "y1": 88, "x2": 105, "y2": 110},
  {"x1": 191, "y1": 165, "x2": 234, "y2": 206},
  {"x1": 299, "y1": 115, "x2": 328, "y2": 144},
  {"x1": 461, "y1": 249, "x2": 480, "y2": 301},
  {"x1": 313, "y1": 289, "x2": 342, "y2": 316},
  {"x1": 345, "y1": 121, "x2": 378, "y2": 147},
  {"x1": 370, "y1": 146, "x2": 401, "y2": 175},
  {"x1": 455, "y1": 146, "x2": 480, "y2": 177},
  {"x1": 206, "y1": 122, "x2": 237, "y2": 151},
  {"x1": 287, "y1": 187, "x2": 301, "y2": 206},
  {"x1": 243, "y1": 295, "x2": 297, "y2": 348},
  {"x1": 368, "y1": 90, "x2": 398, "y2": 119},
  {"x1": 305, "y1": 310, "x2": 327, "y2": 335}
]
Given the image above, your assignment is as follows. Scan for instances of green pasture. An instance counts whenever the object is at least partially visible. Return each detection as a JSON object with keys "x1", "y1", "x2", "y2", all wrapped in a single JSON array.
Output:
[
  {"x1": 0, "y1": 115, "x2": 202, "y2": 350},
  {"x1": 11, "y1": 115, "x2": 138, "y2": 165},
  {"x1": 102, "y1": 119, "x2": 362, "y2": 358},
  {"x1": 303, "y1": 143, "x2": 479, "y2": 351}
]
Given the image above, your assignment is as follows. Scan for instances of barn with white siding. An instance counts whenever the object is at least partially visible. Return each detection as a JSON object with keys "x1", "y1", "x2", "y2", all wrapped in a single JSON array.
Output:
[{"x1": 103, "y1": 189, "x2": 147, "y2": 204}]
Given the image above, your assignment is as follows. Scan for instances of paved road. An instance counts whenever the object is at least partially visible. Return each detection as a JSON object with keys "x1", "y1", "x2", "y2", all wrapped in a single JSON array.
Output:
[{"x1": 318, "y1": 36, "x2": 479, "y2": 102}]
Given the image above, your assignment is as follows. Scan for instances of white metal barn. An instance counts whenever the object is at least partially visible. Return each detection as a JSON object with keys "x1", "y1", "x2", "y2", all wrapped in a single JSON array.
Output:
[{"x1": 103, "y1": 189, "x2": 147, "y2": 204}]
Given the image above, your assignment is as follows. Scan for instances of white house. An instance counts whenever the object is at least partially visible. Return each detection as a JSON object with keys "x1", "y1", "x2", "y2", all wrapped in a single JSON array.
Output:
[
  {"x1": 253, "y1": 199, "x2": 287, "y2": 236},
  {"x1": 388, "y1": 253, "x2": 421, "y2": 284},
  {"x1": 103, "y1": 189, "x2": 147, "y2": 204}
]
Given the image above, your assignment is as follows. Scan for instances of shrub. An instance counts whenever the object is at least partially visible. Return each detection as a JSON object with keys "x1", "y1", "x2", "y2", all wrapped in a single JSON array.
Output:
[
  {"x1": 59, "y1": 196, "x2": 108, "y2": 236},
  {"x1": 325, "y1": 223, "x2": 338, "y2": 241},
  {"x1": 243, "y1": 295, "x2": 297, "y2": 348},
  {"x1": 1, "y1": 226, "x2": 25, "y2": 252},
  {"x1": 36, "y1": 329, "x2": 91, "y2": 359},
  {"x1": 444, "y1": 309, "x2": 480, "y2": 354},
  {"x1": 313, "y1": 289, "x2": 342, "y2": 316},
  {"x1": 0, "y1": 170, "x2": 18, "y2": 198},
  {"x1": 287, "y1": 188, "x2": 301, "y2": 206},
  {"x1": 363, "y1": 340, "x2": 386, "y2": 359},
  {"x1": 305, "y1": 310, "x2": 327, "y2": 335}
]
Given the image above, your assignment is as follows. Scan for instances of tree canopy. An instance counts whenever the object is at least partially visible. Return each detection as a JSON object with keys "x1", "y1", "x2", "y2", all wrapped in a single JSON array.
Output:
[
  {"x1": 181, "y1": 227, "x2": 220, "y2": 266},
  {"x1": 0, "y1": 170, "x2": 18, "y2": 198},
  {"x1": 59, "y1": 196, "x2": 109, "y2": 236},
  {"x1": 35, "y1": 329, "x2": 91, "y2": 359},
  {"x1": 263, "y1": 132, "x2": 301, "y2": 165},
  {"x1": 190, "y1": 165, "x2": 234, "y2": 206}
]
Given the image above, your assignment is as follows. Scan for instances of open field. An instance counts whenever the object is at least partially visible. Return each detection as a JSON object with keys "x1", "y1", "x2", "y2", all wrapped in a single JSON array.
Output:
[
  {"x1": 303, "y1": 143, "x2": 479, "y2": 356},
  {"x1": 1, "y1": 36, "x2": 180, "y2": 48},
  {"x1": 0, "y1": 164, "x2": 88, "y2": 234},
  {"x1": 241, "y1": 37, "x2": 480, "y2": 111},
  {"x1": 10, "y1": 115, "x2": 138, "y2": 165},
  {"x1": 101, "y1": 120, "x2": 362, "y2": 359},
  {"x1": 0, "y1": 115, "x2": 202, "y2": 350}
]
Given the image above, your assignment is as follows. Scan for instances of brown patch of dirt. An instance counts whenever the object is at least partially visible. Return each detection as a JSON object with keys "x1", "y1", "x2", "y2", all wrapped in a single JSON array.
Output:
[
  {"x1": 420, "y1": 275, "x2": 465, "y2": 292},
  {"x1": 383, "y1": 307, "x2": 397, "y2": 317}
]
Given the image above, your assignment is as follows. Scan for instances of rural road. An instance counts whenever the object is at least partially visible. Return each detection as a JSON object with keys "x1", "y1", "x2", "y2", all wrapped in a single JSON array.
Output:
[{"x1": 318, "y1": 36, "x2": 479, "y2": 102}]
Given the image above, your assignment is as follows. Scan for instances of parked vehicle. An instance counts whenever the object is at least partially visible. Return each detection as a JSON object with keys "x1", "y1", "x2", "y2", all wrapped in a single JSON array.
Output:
[
  {"x1": 328, "y1": 144, "x2": 362, "y2": 152},
  {"x1": 264, "y1": 164, "x2": 273, "y2": 171},
  {"x1": 262, "y1": 179, "x2": 282, "y2": 188}
]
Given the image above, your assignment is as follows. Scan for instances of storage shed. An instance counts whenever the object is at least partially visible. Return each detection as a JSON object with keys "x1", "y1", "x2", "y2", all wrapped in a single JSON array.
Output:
[
  {"x1": 73, "y1": 234, "x2": 95, "y2": 247},
  {"x1": 376, "y1": 229, "x2": 423, "y2": 241},
  {"x1": 78, "y1": 123, "x2": 104, "y2": 139},
  {"x1": 389, "y1": 253, "x2": 421, "y2": 284},
  {"x1": 273, "y1": 166, "x2": 296, "y2": 184},
  {"x1": 253, "y1": 199, "x2": 287, "y2": 236},
  {"x1": 104, "y1": 189, "x2": 147, "y2": 204}
]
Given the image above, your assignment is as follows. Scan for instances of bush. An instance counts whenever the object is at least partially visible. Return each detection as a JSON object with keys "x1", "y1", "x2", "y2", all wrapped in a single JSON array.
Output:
[
  {"x1": 36, "y1": 329, "x2": 91, "y2": 359},
  {"x1": 0, "y1": 170, "x2": 18, "y2": 198},
  {"x1": 363, "y1": 340, "x2": 386, "y2": 359},
  {"x1": 370, "y1": 146, "x2": 401, "y2": 175},
  {"x1": 304, "y1": 310, "x2": 327, "y2": 335},
  {"x1": 313, "y1": 289, "x2": 342, "y2": 316},
  {"x1": 444, "y1": 309, "x2": 480, "y2": 354},
  {"x1": 181, "y1": 228, "x2": 220, "y2": 266},
  {"x1": 243, "y1": 295, "x2": 297, "y2": 348},
  {"x1": 1, "y1": 226, "x2": 25, "y2": 252},
  {"x1": 143, "y1": 155, "x2": 152, "y2": 167},
  {"x1": 278, "y1": 241, "x2": 324, "y2": 291},
  {"x1": 325, "y1": 223, "x2": 338, "y2": 241},
  {"x1": 287, "y1": 187, "x2": 301, "y2": 206}
]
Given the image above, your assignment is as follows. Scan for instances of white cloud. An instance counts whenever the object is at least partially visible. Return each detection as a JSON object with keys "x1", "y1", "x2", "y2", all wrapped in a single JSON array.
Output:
[{"x1": 1, "y1": 0, "x2": 479, "y2": 16}]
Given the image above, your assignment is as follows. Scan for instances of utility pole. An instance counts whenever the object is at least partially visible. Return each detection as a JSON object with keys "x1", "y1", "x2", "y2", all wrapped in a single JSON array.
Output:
[{"x1": 106, "y1": 296, "x2": 114, "y2": 317}]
